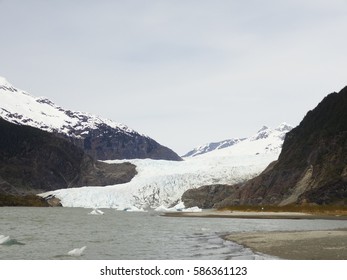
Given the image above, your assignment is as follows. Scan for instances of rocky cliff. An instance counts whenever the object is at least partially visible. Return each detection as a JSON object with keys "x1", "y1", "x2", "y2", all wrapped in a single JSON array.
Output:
[
  {"x1": 183, "y1": 87, "x2": 347, "y2": 207},
  {"x1": 74, "y1": 123, "x2": 181, "y2": 161},
  {"x1": 0, "y1": 118, "x2": 136, "y2": 200}
]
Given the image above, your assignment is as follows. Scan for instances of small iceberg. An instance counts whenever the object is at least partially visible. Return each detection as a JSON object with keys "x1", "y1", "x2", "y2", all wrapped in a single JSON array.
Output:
[
  {"x1": 174, "y1": 201, "x2": 202, "y2": 212},
  {"x1": 0, "y1": 235, "x2": 11, "y2": 245},
  {"x1": 68, "y1": 246, "x2": 87, "y2": 257},
  {"x1": 88, "y1": 209, "x2": 104, "y2": 215},
  {"x1": 182, "y1": 206, "x2": 202, "y2": 212},
  {"x1": 155, "y1": 202, "x2": 202, "y2": 213},
  {"x1": 154, "y1": 205, "x2": 177, "y2": 212},
  {"x1": 0, "y1": 235, "x2": 24, "y2": 246}
]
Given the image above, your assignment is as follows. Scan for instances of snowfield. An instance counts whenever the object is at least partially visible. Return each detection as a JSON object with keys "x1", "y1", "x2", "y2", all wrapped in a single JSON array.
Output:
[
  {"x1": 0, "y1": 76, "x2": 137, "y2": 137},
  {"x1": 40, "y1": 124, "x2": 292, "y2": 210}
]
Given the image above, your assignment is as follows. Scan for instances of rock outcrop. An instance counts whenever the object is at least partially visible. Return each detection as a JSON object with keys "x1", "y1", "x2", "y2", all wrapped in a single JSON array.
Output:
[{"x1": 182, "y1": 184, "x2": 240, "y2": 208}]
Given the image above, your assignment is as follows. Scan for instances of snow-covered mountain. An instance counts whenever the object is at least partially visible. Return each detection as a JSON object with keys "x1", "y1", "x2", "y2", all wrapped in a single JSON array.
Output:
[
  {"x1": 182, "y1": 124, "x2": 293, "y2": 157},
  {"x1": 0, "y1": 77, "x2": 133, "y2": 136},
  {"x1": 182, "y1": 138, "x2": 245, "y2": 157},
  {"x1": 0, "y1": 76, "x2": 181, "y2": 161},
  {"x1": 40, "y1": 123, "x2": 292, "y2": 210}
]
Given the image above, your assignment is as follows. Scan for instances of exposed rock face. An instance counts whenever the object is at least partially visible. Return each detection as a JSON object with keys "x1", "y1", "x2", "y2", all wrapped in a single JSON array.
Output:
[
  {"x1": 0, "y1": 193, "x2": 50, "y2": 207},
  {"x1": 184, "y1": 87, "x2": 347, "y2": 207},
  {"x1": 44, "y1": 195, "x2": 62, "y2": 207},
  {"x1": 75, "y1": 124, "x2": 182, "y2": 161},
  {"x1": 0, "y1": 118, "x2": 137, "y2": 198},
  {"x1": 182, "y1": 184, "x2": 241, "y2": 208}
]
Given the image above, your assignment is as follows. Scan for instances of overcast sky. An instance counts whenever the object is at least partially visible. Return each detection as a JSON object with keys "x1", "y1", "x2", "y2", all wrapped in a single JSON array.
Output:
[{"x1": 1, "y1": 0, "x2": 347, "y2": 155}]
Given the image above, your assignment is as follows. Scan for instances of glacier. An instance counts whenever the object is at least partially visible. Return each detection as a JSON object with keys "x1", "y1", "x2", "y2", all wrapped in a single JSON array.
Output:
[{"x1": 40, "y1": 124, "x2": 292, "y2": 210}]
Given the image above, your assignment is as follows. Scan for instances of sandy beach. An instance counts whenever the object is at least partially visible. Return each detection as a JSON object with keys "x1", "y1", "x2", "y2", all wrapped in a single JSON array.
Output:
[{"x1": 224, "y1": 229, "x2": 347, "y2": 260}]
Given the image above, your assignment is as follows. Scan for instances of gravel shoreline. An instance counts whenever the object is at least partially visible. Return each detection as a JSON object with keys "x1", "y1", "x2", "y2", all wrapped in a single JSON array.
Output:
[
  {"x1": 163, "y1": 210, "x2": 347, "y2": 259},
  {"x1": 224, "y1": 229, "x2": 347, "y2": 260},
  {"x1": 163, "y1": 210, "x2": 347, "y2": 220}
]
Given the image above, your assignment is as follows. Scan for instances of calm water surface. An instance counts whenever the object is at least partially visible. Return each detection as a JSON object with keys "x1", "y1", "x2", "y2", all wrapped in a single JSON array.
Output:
[{"x1": 0, "y1": 207, "x2": 346, "y2": 260}]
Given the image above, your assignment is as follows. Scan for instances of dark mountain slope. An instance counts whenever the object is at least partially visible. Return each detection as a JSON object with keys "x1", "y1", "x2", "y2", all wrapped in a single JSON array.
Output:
[
  {"x1": 0, "y1": 118, "x2": 136, "y2": 198},
  {"x1": 183, "y1": 86, "x2": 347, "y2": 207},
  {"x1": 76, "y1": 123, "x2": 182, "y2": 161},
  {"x1": 218, "y1": 86, "x2": 347, "y2": 206}
]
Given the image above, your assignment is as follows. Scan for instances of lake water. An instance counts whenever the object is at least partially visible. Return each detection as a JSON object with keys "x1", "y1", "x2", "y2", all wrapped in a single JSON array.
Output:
[{"x1": 0, "y1": 207, "x2": 346, "y2": 260}]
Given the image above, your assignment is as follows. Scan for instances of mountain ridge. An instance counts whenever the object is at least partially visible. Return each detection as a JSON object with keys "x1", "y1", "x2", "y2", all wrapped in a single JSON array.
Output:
[
  {"x1": 183, "y1": 123, "x2": 292, "y2": 158},
  {"x1": 182, "y1": 122, "x2": 293, "y2": 158},
  {"x1": 0, "y1": 76, "x2": 181, "y2": 161},
  {"x1": 182, "y1": 138, "x2": 245, "y2": 157}
]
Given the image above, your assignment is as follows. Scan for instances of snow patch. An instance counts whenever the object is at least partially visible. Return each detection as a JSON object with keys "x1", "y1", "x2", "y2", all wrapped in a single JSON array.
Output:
[{"x1": 0, "y1": 76, "x2": 141, "y2": 138}]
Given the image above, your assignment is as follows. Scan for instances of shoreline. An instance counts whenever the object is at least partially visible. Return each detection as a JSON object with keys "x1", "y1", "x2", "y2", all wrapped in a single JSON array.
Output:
[
  {"x1": 163, "y1": 209, "x2": 347, "y2": 259},
  {"x1": 163, "y1": 209, "x2": 347, "y2": 220},
  {"x1": 224, "y1": 229, "x2": 347, "y2": 260}
]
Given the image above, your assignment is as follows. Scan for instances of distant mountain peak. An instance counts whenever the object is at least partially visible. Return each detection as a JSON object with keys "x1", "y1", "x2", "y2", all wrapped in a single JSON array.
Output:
[
  {"x1": 275, "y1": 122, "x2": 293, "y2": 132},
  {"x1": 183, "y1": 124, "x2": 292, "y2": 158},
  {"x1": 0, "y1": 76, "x2": 19, "y2": 92},
  {"x1": 250, "y1": 123, "x2": 292, "y2": 142},
  {"x1": 251, "y1": 126, "x2": 270, "y2": 141},
  {"x1": 0, "y1": 76, "x2": 11, "y2": 85},
  {"x1": 182, "y1": 138, "x2": 244, "y2": 157},
  {"x1": 257, "y1": 125, "x2": 269, "y2": 133}
]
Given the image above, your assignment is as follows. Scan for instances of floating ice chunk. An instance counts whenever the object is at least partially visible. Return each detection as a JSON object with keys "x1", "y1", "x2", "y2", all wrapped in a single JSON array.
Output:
[
  {"x1": 182, "y1": 206, "x2": 202, "y2": 212},
  {"x1": 0, "y1": 235, "x2": 11, "y2": 245},
  {"x1": 154, "y1": 205, "x2": 176, "y2": 212},
  {"x1": 88, "y1": 209, "x2": 104, "y2": 215},
  {"x1": 154, "y1": 202, "x2": 202, "y2": 212},
  {"x1": 173, "y1": 201, "x2": 186, "y2": 211},
  {"x1": 173, "y1": 202, "x2": 202, "y2": 212},
  {"x1": 68, "y1": 246, "x2": 87, "y2": 257}
]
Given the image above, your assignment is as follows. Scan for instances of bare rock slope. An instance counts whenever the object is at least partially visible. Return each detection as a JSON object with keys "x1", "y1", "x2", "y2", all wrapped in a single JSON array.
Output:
[
  {"x1": 183, "y1": 86, "x2": 347, "y2": 207},
  {"x1": 0, "y1": 118, "x2": 136, "y2": 201}
]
